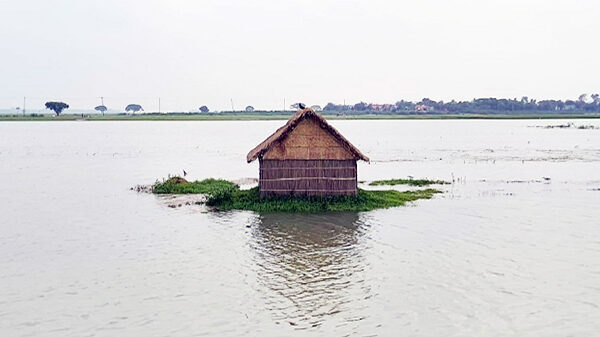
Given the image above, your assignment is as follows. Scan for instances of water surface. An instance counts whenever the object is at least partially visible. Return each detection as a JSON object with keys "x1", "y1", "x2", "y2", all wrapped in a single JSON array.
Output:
[{"x1": 1, "y1": 120, "x2": 599, "y2": 336}]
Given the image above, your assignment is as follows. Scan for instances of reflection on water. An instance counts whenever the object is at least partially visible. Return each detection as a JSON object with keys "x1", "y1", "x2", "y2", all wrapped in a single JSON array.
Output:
[{"x1": 249, "y1": 213, "x2": 370, "y2": 329}]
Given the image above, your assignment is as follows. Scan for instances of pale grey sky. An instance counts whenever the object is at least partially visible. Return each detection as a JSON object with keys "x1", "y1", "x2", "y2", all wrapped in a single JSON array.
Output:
[{"x1": 1, "y1": 0, "x2": 598, "y2": 111}]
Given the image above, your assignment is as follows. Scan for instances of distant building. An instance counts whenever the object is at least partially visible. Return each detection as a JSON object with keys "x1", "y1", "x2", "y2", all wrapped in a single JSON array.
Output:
[
  {"x1": 367, "y1": 104, "x2": 383, "y2": 111},
  {"x1": 247, "y1": 108, "x2": 369, "y2": 197},
  {"x1": 415, "y1": 104, "x2": 430, "y2": 112}
]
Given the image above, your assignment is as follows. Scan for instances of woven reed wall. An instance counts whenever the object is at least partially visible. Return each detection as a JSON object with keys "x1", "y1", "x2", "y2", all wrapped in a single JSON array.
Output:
[{"x1": 259, "y1": 159, "x2": 357, "y2": 197}]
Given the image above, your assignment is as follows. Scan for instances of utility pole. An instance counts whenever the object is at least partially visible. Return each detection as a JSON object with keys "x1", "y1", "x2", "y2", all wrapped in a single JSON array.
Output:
[
  {"x1": 158, "y1": 97, "x2": 161, "y2": 113},
  {"x1": 283, "y1": 98, "x2": 286, "y2": 112},
  {"x1": 230, "y1": 98, "x2": 234, "y2": 112},
  {"x1": 23, "y1": 97, "x2": 26, "y2": 115}
]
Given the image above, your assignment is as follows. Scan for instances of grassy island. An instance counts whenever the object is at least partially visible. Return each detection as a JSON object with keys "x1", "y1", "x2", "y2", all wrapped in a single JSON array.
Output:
[{"x1": 152, "y1": 177, "x2": 442, "y2": 212}]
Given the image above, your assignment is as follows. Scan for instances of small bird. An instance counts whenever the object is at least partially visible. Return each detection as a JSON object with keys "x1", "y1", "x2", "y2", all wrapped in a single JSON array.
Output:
[
  {"x1": 298, "y1": 103, "x2": 306, "y2": 109},
  {"x1": 183, "y1": 169, "x2": 187, "y2": 177}
]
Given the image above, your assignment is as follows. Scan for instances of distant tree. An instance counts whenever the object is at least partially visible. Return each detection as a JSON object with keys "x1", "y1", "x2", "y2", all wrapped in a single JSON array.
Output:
[
  {"x1": 323, "y1": 102, "x2": 349, "y2": 111},
  {"x1": 125, "y1": 104, "x2": 143, "y2": 113},
  {"x1": 419, "y1": 98, "x2": 438, "y2": 107},
  {"x1": 591, "y1": 94, "x2": 600, "y2": 105},
  {"x1": 245, "y1": 105, "x2": 254, "y2": 112},
  {"x1": 395, "y1": 100, "x2": 414, "y2": 112},
  {"x1": 289, "y1": 103, "x2": 302, "y2": 110},
  {"x1": 199, "y1": 105, "x2": 209, "y2": 113},
  {"x1": 94, "y1": 105, "x2": 107, "y2": 116},
  {"x1": 45, "y1": 101, "x2": 69, "y2": 116},
  {"x1": 564, "y1": 100, "x2": 577, "y2": 110},
  {"x1": 323, "y1": 103, "x2": 336, "y2": 111},
  {"x1": 353, "y1": 102, "x2": 368, "y2": 111},
  {"x1": 578, "y1": 93, "x2": 588, "y2": 103},
  {"x1": 310, "y1": 105, "x2": 322, "y2": 111}
]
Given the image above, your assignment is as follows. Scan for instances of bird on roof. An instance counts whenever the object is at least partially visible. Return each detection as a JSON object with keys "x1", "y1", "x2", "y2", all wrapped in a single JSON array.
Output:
[{"x1": 298, "y1": 103, "x2": 306, "y2": 109}]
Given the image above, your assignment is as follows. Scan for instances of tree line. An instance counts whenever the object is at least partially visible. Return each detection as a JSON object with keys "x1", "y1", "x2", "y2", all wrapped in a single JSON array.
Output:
[
  {"x1": 40, "y1": 94, "x2": 600, "y2": 116},
  {"x1": 44, "y1": 102, "x2": 145, "y2": 116},
  {"x1": 323, "y1": 94, "x2": 600, "y2": 114},
  {"x1": 45, "y1": 102, "x2": 211, "y2": 115}
]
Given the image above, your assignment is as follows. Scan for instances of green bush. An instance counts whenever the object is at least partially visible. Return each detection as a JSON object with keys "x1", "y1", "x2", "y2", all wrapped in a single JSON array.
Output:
[{"x1": 205, "y1": 185, "x2": 236, "y2": 206}]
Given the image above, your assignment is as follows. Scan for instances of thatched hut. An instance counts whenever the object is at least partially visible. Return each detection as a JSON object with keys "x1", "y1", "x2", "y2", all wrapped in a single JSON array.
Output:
[{"x1": 247, "y1": 108, "x2": 369, "y2": 197}]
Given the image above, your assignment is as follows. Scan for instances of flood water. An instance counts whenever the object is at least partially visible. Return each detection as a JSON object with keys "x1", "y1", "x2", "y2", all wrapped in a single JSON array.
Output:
[{"x1": 1, "y1": 119, "x2": 599, "y2": 336}]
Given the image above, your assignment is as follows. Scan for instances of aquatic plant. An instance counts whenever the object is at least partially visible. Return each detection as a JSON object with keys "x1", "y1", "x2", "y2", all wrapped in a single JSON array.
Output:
[
  {"x1": 151, "y1": 177, "x2": 441, "y2": 212},
  {"x1": 215, "y1": 187, "x2": 441, "y2": 212},
  {"x1": 540, "y1": 123, "x2": 599, "y2": 130},
  {"x1": 369, "y1": 178, "x2": 449, "y2": 187}
]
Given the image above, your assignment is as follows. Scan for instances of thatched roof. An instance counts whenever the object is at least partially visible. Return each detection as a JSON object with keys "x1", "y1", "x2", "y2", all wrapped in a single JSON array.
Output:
[{"x1": 247, "y1": 108, "x2": 369, "y2": 163}]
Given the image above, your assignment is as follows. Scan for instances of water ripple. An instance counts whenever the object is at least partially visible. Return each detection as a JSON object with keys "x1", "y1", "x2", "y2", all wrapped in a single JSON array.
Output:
[{"x1": 248, "y1": 213, "x2": 371, "y2": 330}]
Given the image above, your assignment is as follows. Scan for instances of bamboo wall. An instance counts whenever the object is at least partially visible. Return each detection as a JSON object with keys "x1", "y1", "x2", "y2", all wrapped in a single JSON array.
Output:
[{"x1": 259, "y1": 159, "x2": 357, "y2": 197}]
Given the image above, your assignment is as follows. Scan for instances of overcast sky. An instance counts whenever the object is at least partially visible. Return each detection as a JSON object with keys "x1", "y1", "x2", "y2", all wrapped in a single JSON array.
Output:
[{"x1": 1, "y1": 0, "x2": 598, "y2": 111}]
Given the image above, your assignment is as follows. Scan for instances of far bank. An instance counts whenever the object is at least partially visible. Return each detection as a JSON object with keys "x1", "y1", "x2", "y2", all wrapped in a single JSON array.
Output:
[{"x1": 2, "y1": 112, "x2": 600, "y2": 121}]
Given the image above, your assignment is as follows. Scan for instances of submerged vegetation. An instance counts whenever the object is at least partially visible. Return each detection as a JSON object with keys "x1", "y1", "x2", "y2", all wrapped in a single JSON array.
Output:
[
  {"x1": 537, "y1": 123, "x2": 599, "y2": 130},
  {"x1": 151, "y1": 177, "x2": 442, "y2": 212},
  {"x1": 369, "y1": 178, "x2": 450, "y2": 187}
]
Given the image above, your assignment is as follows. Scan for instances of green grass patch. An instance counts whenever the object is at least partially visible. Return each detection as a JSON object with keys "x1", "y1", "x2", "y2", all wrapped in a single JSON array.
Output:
[
  {"x1": 153, "y1": 177, "x2": 237, "y2": 195},
  {"x1": 215, "y1": 187, "x2": 441, "y2": 212},
  {"x1": 369, "y1": 178, "x2": 450, "y2": 187},
  {"x1": 151, "y1": 177, "x2": 441, "y2": 212}
]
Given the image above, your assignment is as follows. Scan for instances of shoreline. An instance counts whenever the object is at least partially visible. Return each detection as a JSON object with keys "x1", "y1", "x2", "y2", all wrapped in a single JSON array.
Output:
[{"x1": 2, "y1": 113, "x2": 600, "y2": 121}]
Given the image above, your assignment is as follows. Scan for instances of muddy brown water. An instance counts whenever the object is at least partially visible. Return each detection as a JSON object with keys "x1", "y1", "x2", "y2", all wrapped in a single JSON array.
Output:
[{"x1": 1, "y1": 120, "x2": 599, "y2": 336}]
